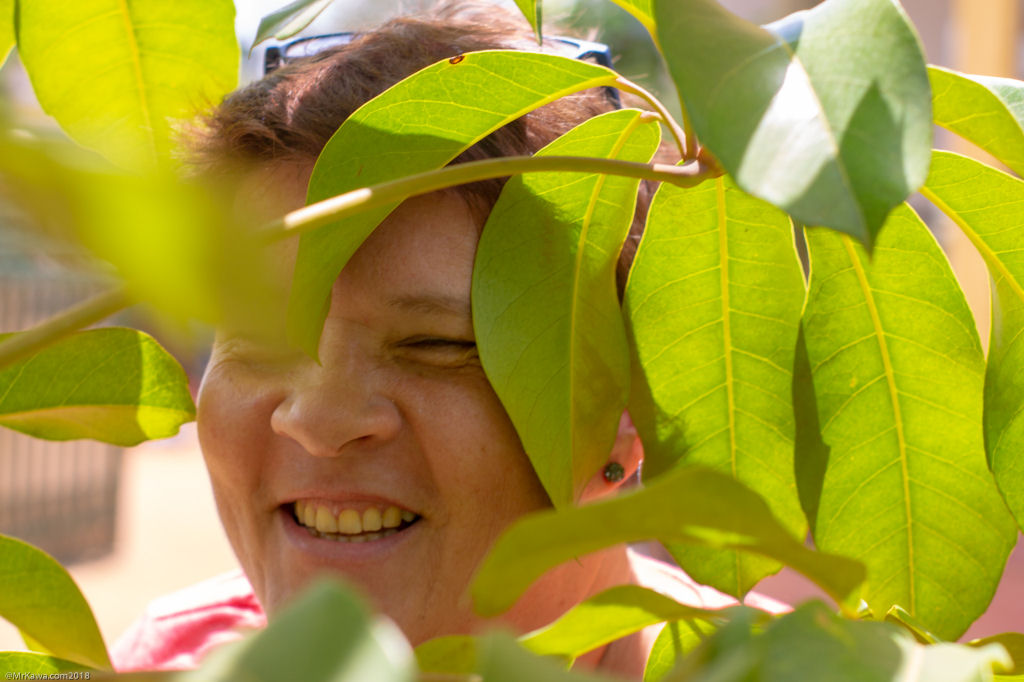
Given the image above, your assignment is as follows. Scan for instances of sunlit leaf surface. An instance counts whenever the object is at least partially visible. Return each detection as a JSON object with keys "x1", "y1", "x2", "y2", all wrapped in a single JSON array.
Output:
[
  {"x1": 0, "y1": 0, "x2": 12, "y2": 67},
  {"x1": 472, "y1": 467, "x2": 864, "y2": 617},
  {"x1": 0, "y1": 535, "x2": 110, "y2": 670},
  {"x1": 0, "y1": 328, "x2": 194, "y2": 445},
  {"x1": 607, "y1": 0, "x2": 655, "y2": 36},
  {"x1": 252, "y1": 0, "x2": 335, "y2": 47},
  {"x1": 16, "y1": 0, "x2": 237, "y2": 169},
  {"x1": 625, "y1": 174, "x2": 805, "y2": 597},
  {"x1": 295, "y1": 51, "x2": 622, "y2": 358},
  {"x1": 653, "y1": 0, "x2": 931, "y2": 246},
  {"x1": 930, "y1": 66, "x2": 1024, "y2": 176},
  {"x1": 920, "y1": 151, "x2": 1024, "y2": 533},
  {"x1": 667, "y1": 602, "x2": 1010, "y2": 682},
  {"x1": 521, "y1": 585, "x2": 721, "y2": 662},
  {"x1": 197, "y1": 580, "x2": 415, "y2": 682},
  {"x1": 798, "y1": 204, "x2": 1016, "y2": 640},
  {"x1": 643, "y1": 618, "x2": 719, "y2": 682},
  {"x1": 474, "y1": 109, "x2": 659, "y2": 505}
]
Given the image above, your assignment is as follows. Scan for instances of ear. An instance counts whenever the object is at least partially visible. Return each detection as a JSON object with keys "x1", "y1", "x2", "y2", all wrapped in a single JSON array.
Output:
[{"x1": 579, "y1": 412, "x2": 644, "y2": 502}]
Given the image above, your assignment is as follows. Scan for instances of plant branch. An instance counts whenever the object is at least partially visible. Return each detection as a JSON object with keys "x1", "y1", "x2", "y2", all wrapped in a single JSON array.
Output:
[
  {"x1": 260, "y1": 155, "x2": 715, "y2": 242},
  {"x1": 0, "y1": 286, "x2": 132, "y2": 371},
  {"x1": 614, "y1": 77, "x2": 692, "y2": 160}
]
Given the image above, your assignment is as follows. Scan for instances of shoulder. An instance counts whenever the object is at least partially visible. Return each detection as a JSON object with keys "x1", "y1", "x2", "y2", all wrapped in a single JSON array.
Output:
[{"x1": 111, "y1": 570, "x2": 266, "y2": 672}]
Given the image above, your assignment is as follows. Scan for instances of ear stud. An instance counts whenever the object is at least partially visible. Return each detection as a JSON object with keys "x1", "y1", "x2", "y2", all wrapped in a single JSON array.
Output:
[{"x1": 602, "y1": 461, "x2": 625, "y2": 483}]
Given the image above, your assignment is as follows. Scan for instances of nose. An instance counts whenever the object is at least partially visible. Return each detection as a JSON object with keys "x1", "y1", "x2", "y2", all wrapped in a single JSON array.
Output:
[{"x1": 270, "y1": 357, "x2": 402, "y2": 457}]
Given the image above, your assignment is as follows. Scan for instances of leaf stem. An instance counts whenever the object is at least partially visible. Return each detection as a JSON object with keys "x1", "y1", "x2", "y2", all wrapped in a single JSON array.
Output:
[
  {"x1": 261, "y1": 155, "x2": 715, "y2": 242},
  {"x1": 615, "y1": 77, "x2": 692, "y2": 160},
  {"x1": 0, "y1": 286, "x2": 132, "y2": 370}
]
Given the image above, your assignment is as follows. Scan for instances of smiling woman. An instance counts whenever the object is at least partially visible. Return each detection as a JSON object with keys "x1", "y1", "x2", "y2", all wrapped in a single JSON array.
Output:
[{"x1": 106, "y1": 1, "x2": 785, "y2": 677}]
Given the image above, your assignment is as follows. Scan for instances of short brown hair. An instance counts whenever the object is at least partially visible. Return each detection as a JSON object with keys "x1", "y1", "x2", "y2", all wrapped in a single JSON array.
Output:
[{"x1": 187, "y1": 1, "x2": 661, "y2": 288}]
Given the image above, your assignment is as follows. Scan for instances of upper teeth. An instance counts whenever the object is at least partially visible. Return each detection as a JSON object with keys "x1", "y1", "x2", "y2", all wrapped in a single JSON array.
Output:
[{"x1": 295, "y1": 501, "x2": 416, "y2": 535}]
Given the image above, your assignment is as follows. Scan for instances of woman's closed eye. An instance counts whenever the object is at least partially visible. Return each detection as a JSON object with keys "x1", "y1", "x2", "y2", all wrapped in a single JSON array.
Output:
[{"x1": 397, "y1": 336, "x2": 479, "y2": 366}]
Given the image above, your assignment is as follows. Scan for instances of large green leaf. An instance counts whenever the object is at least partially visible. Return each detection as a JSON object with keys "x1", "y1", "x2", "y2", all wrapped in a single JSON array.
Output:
[
  {"x1": 666, "y1": 601, "x2": 1011, "y2": 682},
  {"x1": 195, "y1": 579, "x2": 415, "y2": 682},
  {"x1": 16, "y1": 0, "x2": 237, "y2": 170},
  {"x1": 521, "y1": 585, "x2": 722, "y2": 662},
  {"x1": 930, "y1": 66, "x2": 1024, "y2": 176},
  {"x1": 624, "y1": 174, "x2": 805, "y2": 597},
  {"x1": 473, "y1": 109, "x2": 659, "y2": 505},
  {"x1": 607, "y1": 0, "x2": 655, "y2": 37},
  {"x1": 919, "y1": 151, "x2": 1024, "y2": 532},
  {"x1": 252, "y1": 0, "x2": 335, "y2": 48},
  {"x1": 652, "y1": 0, "x2": 931, "y2": 246},
  {"x1": 0, "y1": 535, "x2": 110, "y2": 670},
  {"x1": 0, "y1": 328, "x2": 194, "y2": 445},
  {"x1": 472, "y1": 467, "x2": 865, "y2": 617},
  {"x1": 0, "y1": 0, "x2": 12, "y2": 67},
  {"x1": 294, "y1": 50, "x2": 623, "y2": 358},
  {"x1": 0, "y1": 652, "x2": 91, "y2": 676},
  {"x1": 643, "y1": 618, "x2": 719, "y2": 682},
  {"x1": 798, "y1": 203, "x2": 1017, "y2": 640}
]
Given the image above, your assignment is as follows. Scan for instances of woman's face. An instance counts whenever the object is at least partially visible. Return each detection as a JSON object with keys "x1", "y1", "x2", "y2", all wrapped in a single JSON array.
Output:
[{"x1": 198, "y1": 184, "x2": 564, "y2": 643}]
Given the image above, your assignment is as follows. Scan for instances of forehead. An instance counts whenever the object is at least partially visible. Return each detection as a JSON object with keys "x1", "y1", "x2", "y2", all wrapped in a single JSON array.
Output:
[
  {"x1": 336, "y1": 192, "x2": 481, "y2": 305},
  {"x1": 238, "y1": 165, "x2": 481, "y2": 302}
]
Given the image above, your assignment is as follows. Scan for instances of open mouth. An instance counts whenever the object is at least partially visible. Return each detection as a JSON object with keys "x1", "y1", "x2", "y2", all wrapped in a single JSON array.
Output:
[{"x1": 292, "y1": 500, "x2": 420, "y2": 543}]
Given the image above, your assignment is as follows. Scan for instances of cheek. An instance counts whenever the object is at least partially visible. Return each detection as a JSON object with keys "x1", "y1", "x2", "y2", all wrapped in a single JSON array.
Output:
[
  {"x1": 196, "y1": 362, "x2": 275, "y2": 502},
  {"x1": 401, "y1": 371, "x2": 550, "y2": 519}
]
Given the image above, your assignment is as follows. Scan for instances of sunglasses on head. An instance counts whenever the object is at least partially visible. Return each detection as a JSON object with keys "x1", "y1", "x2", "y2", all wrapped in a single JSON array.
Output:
[{"x1": 263, "y1": 32, "x2": 622, "y2": 107}]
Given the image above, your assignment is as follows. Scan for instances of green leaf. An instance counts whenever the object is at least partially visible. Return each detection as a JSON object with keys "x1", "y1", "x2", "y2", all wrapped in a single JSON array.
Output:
[
  {"x1": 0, "y1": 328, "x2": 194, "y2": 446},
  {"x1": 930, "y1": 66, "x2": 1024, "y2": 176},
  {"x1": 252, "y1": 0, "x2": 335, "y2": 49},
  {"x1": 606, "y1": 0, "x2": 655, "y2": 37},
  {"x1": 473, "y1": 109, "x2": 659, "y2": 505},
  {"x1": 0, "y1": 535, "x2": 110, "y2": 670},
  {"x1": 512, "y1": 0, "x2": 541, "y2": 41},
  {"x1": 0, "y1": 0, "x2": 12, "y2": 67},
  {"x1": 293, "y1": 50, "x2": 623, "y2": 358},
  {"x1": 668, "y1": 601, "x2": 1011, "y2": 682},
  {"x1": 474, "y1": 633, "x2": 616, "y2": 682},
  {"x1": 414, "y1": 635, "x2": 477, "y2": 675},
  {"x1": 0, "y1": 652, "x2": 92, "y2": 676},
  {"x1": 643, "y1": 618, "x2": 718, "y2": 682},
  {"x1": 471, "y1": 467, "x2": 865, "y2": 617},
  {"x1": 196, "y1": 579, "x2": 415, "y2": 682},
  {"x1": 624, "y1": 174, "x2": 806, "y2": 597},
  {"x1": 798, "y1": 203, "x2": 1017, "y2": 640},
  {"x1": 0, "y1": 134, "x2": 284, "y2": 334},
  {"x1": 919, "y1": 151, "x2": 1024, "y2": 533},
  {"x1": 16, "y1": 0, "x2": 238, "y2": 170},
  {"x1": 521, "y1": 585, "x2": 722, "y2": 662},
  {"x1": 652, "y1": 0, "x2": 931, "y2": 246},
  {"x1": 971, "y1": 634, "x2": 1024, "y2": 675}
]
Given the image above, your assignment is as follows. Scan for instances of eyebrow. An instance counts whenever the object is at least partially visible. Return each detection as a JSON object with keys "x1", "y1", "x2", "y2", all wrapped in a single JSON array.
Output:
[{"x1": 386, "y1": 293, "x2": 472, "y2": 318}]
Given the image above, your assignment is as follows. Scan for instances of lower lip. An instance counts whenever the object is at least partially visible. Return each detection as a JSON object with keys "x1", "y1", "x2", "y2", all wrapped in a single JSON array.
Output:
[{"x1": 278, "y1": 506, "x2": 417, "y2": 562}]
